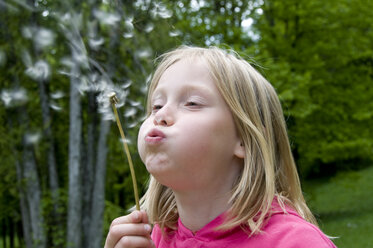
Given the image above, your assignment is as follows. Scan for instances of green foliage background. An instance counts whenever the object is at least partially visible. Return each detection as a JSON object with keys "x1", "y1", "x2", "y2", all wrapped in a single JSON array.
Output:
[{"x1": 0, "y1": 0, "x2": 372, "y2": 247}]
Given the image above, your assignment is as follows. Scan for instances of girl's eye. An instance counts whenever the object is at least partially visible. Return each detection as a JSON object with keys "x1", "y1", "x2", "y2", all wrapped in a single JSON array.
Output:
[
  {"x1": 186, "y1": 101, "x2": 197, "y2": 106},
  {"x1": 152, "y1": 104, "x2": 163, "y2": 112},
  {"x1": 186, "y1": 101, "x2": 200, "y2": 108}
]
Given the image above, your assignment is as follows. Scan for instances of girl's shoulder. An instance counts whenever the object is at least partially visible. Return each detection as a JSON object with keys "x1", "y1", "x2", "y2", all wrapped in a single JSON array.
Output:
[{"x1": 257, "y1": 205, "x2": 337, "y2": 248}]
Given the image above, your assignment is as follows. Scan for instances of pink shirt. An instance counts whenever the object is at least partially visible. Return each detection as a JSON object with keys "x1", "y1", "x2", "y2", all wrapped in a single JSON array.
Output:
[{"x1": 151, "y1": 202, "x2": 337, "y2": 248}]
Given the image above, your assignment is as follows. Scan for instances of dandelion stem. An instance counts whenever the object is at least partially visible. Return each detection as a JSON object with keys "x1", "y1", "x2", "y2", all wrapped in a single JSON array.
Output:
[{"x1": 109, "y1": 92, "x2": 140, "y2": 210}]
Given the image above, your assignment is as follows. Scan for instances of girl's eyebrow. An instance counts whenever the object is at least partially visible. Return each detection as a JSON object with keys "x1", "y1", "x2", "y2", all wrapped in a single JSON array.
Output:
[{"x1": 152, "y1": 83, "x2": 215, "y2": 99}]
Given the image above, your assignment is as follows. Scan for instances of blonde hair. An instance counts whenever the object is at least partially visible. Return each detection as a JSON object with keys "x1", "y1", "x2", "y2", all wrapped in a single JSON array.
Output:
[{"x1": 141, "y1": 46, "x2": 317, "y2": 234}]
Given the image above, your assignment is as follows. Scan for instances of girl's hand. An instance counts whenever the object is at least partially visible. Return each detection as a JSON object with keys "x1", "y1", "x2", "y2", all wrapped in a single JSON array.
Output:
[{"x1": 104, "y1": 210, "x2": 154, "y2": 248}]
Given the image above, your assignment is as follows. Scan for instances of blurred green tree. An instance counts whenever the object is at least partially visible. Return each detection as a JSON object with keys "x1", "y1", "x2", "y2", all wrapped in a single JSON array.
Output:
[{"x1": 253, "y1": 0, "x2": 373, "y2": 177}]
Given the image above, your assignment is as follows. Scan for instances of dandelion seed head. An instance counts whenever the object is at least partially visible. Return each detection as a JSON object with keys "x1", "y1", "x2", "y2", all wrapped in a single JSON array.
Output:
[
  {"x1": 102, "y1": 111, "x2": 114, "y2": 121},
  {"x1": 97, "y1": 84, "x2": 128, "y2": 121}
]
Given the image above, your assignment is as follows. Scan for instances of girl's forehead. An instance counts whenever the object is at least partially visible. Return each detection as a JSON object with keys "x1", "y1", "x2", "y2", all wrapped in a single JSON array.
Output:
[
  {"x1": 153, "y1": 59, "x2": 213, "y2": 88},
  {"x1": 147, "y1": 56, "x2": 216, "y2": 102}
]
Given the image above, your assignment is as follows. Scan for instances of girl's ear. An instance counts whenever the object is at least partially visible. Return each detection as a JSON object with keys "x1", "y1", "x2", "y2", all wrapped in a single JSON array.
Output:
[{"x1": 234, "y1": 141, "x2": 245, "y2": 159}]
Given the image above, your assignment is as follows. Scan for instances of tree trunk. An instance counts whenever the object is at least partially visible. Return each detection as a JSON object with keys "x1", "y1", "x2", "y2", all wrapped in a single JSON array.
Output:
[
  {"x1": 1, "y1": 219, "x2": 6, "y2": 248},
  {"x1": 67, "y1": 65, "x2": 83, "y2": 248},
  {"x1": 82, "y1": 92, "x2": 97, "y2": 248},
  {"x1": 22, "y1": 138, "x2": 46, "y2": 248},
  {"x1": 37, "y1": 79, "x2": 59, "y2": 201},
  {"x1": 87, "y1": 117, "x2": 110, "y2": 248},
  {"x1": 9, "y1": 218, "x2": 14, "y2": 248}
]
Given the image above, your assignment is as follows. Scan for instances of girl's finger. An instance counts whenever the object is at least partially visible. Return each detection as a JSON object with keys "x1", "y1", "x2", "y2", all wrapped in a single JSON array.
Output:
[
  {"x1": 113, "y1": 235, "x2": 154, "y2": 248},
  {"x1": 110, "y1": 211, "x2": 144, "y2": 227},
  {"x1": 105, "y1": 223, "x2": 152, "y2": 248},
  {"x1": 139, "y1": 210, "x2": 149, "y2": 224}
]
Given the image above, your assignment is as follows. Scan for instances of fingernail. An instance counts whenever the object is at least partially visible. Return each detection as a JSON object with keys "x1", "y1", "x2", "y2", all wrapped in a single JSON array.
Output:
[{"x1": 144, "y1": 224, "x2": 151, "y2": 232}]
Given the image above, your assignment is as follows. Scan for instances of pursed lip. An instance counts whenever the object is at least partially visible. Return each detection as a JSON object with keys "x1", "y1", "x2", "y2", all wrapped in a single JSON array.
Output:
[{"x1": 145, "y1": 128, "x2": 166, "y2": 144}]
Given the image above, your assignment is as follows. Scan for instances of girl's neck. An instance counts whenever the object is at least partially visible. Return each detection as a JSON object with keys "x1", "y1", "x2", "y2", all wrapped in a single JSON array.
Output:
[
  {"x1": 171, "y1": 156, "x2": 243, "y2": 232},
  {"x1": 172, "y1": 159, "x2": 241, "y2": 233},
  {"x1": 174, "y1": 189, "x2": 232, "y2": 232}
]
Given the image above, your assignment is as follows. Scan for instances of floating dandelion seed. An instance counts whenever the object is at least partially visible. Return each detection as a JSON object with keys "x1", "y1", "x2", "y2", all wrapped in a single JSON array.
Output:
[
  {"x1": 50, "y1": 102, "x2": 63, "y2": 111},
  {"x1": 151, "y1": 2, "x2": 172, "y2": 19},
  {"x1": 1, "y1": 88, "x2": 28, "y2": 107},
  {"x1": 124, "y1": 107, "x2": 137, "y2": 118},
  {"x1": 124, "y1": 17, "x2": 134, "y2": 31},
  {"x1": 25, "y1": 60, "x2": 51, "y2": 81},
  {"x1": 109, "y1": 92, "x2": 140, "y2": 210},
  {"x1": 144, "y1": 23, "x2": 154, "y2": 33},
  {"x1": 120, "y1": 137, "x2": 132, "y2": 145},
  {"x1": 72, "y1": 49, "x2": 89, "y2": 69},
  {"x1": 1, "y1": 91, "x2": 11, "y2": 106},
  {"x1": 50, "y1": 91, "x2": 65, "y2": 99},
  {"x1": 123, "y1": 32, "x2": 134, "y2": 39},
  {"x1": 128, "y1": 99, "x2": 142, "y2": 107},
  {"x1": 21, "y1": 49, "x2": 32, "y2": 68},
  {"x1": 128, "y1": 121, "x2": 139, "y2": 129},
  {"x1": 93, "y1": 9, "x2": 120, "y2": 26},
  {"x1": 34, "y1": 28, "x2": 55, "y2": 49},
  {"x1": 136, "y1": 48, "x2": 152, "y2": 59},
  {"x1": 42, "y1": 10, "x2": 49, "y2": 17},
  {"x1": 169, "y1": 30, "x2": 181, "y2": 37},
  {"x1": 22, "y1": 26, "x2": 33, "y2": 39},
  {"x1": 121, "y1": 80, "x2": 132, "y2": 89},
  {"x1": 25, "y1": 132, "x2": 41, "y2": 145},
  {"x1": 89, "y1": 37, "x2": 104, "y2": 50},
  {"x1": 60, "y1": 57, "x2": 75, "y2": 68}
]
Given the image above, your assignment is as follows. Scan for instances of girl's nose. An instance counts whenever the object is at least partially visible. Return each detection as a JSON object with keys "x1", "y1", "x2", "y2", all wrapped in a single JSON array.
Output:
[{"x1": 153, "y1": 106, "x2": 174, "y2": 126}]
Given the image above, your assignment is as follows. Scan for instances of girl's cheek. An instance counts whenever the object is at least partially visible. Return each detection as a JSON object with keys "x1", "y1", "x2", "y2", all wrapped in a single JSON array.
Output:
[
  {"x1": 137, "y1": 119, "x2": 150, "y2": 158},
  {"x1": 137, "y1": 123, "x2": 145, "y2": 151}
]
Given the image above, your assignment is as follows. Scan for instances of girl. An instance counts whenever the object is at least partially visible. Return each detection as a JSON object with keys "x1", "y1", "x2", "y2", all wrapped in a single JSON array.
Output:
[{"x1": 105, "y1": 46, "x2": 336, "y2": 248}]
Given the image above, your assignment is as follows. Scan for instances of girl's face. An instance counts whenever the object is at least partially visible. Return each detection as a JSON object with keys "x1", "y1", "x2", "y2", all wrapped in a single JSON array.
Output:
[{"x1": 138, "y1": 59, "x2": 244, "y2": 191}]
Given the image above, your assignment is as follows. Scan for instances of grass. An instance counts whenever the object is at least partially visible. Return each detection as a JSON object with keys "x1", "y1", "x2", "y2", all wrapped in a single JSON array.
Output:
[{"x1": 303, "y1": 166, "x2": 373, "y2": 248}]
